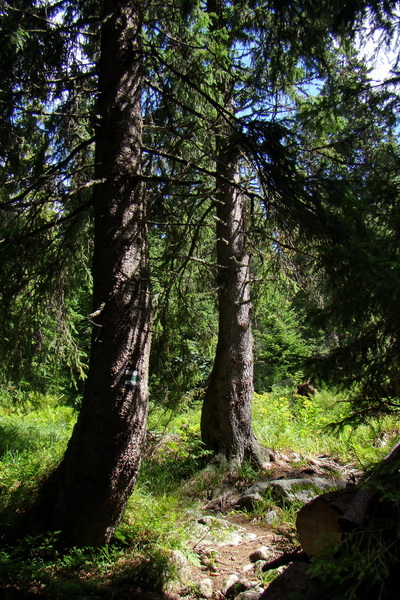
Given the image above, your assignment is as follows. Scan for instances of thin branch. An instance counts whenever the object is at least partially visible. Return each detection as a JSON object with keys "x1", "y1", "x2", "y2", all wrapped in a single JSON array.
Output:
[
  {"x1": 2, "y1": 138, "x2": 95, "y2": 206},
  {"x1": 0, "y1": 200, "x2": 92, "y2": 246}
]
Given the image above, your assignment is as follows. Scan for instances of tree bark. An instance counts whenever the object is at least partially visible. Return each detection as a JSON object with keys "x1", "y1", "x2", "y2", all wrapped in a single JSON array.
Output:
[
  {"x1": 200, "y1": 138, "x2": 267, "y2": 465},
  {"x1": 200, "y1": 1, "x2": 267, "y2": 467},
  {"x1": 36, "y1": 0, "x2": 151, "y2": 546}
]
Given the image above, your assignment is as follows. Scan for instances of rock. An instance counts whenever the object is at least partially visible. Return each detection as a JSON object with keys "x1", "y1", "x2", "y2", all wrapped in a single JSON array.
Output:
[
  {"x1": 238, "y1": 579, "x2": 261, "y2": 591},
  {"x1": 264, "y1": 510, "x2": 279, "y2": 525},
  {"x1": 249, "y1": 546, "x2": 271, "y2": 562},
  {"x1": 198, "y1": 577, "x2": 213, "y2": 598},
  {"x1": 244, "y1": 482, "x2": 273, "y2": 495},
  {"x1": 269, "y1": 478, "x2": 345, "y2": 503},
  {"x1": 199, "y1": 550, "x2": 219, "y2": 573},
  {"x1": 234, "y1": 588, "x2": 264, "y2": 600},
  {"x1": 241, "y1": 477, "x2": 346, "y2": 506},
  {"x1": 242, "y1": 563, "x2": 256, "y2": 574},
  {"x1": 237, "y1": 491, "x2": 264, "y2": 511},
  {"x1": 205, "y1": 489, "x2": 241, "y2": 511},
  {"x1": 189, "y1": 515, "x2": 257, "y2": 548},
  {"x1": 260, "y1": 562, "x2": 324, "y2": 600},
  {"x1": 169, "y1": 550, "x2": 193, "y2": 584},
  {"x1": 165, "y1": 550, "x2": 194, "y2": 594},
  {"x1": 221, "y1": 574, "x2": 240, "y2": 596},
  {"x1": 222, "y1": 577, "x2": 261, "y2": 599}
]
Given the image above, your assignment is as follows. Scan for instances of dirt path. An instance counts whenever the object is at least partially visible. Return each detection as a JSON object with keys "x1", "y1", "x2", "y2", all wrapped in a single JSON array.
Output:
[
  {"x1": 189, "y1": 514, "x2": 290, "y2": 591},
  {"x1": 165, "y1": 452, "x2": 359, "y2": 600}
]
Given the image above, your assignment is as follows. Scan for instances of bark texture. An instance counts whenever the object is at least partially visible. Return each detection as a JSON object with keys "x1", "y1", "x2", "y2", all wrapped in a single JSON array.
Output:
[
  {"x1": 200, "y1": 138, "x2": 266, "y2": 466},
  {"x1": 200, "y1": 0, "x2": 266, "y2": 466},
  {"x1": 37, "y1": 0, "x2": 151, "y2": 546}
]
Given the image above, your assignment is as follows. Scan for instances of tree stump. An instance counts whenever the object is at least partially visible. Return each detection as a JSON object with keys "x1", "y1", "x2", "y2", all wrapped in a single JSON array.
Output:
[{"x1": 296, "y1": 487, "x2": 359, "y2": 555}]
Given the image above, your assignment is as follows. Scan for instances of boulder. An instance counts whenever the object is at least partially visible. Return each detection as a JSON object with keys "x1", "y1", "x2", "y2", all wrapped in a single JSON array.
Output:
[{"x1": 241, "y1": 477, "x2": 346, "y2": 506}]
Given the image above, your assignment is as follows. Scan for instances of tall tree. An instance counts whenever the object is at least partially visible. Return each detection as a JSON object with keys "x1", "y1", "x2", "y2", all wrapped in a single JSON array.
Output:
[
  {"x1": 199, "y1": 0, "x2": 266, "y2": 465},
  {"x1": 142, "y1": 0, "x2": 365, "y2": 465},
  {"x1": 34, "y1": 0, "x2": 151, "y2": 546},
  {"x1": 290, "y1": 57, "x2": 400, "y2": 421},
  {"x1": 199, "y1": 0, "x2": 360, "y2": 463}
]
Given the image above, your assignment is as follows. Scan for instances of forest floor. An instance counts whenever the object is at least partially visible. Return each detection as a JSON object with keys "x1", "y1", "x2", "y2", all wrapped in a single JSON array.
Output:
[
  {"x1": 159, "y1": 452, "x2": 359, "y2": 600},
  {"x1": 2, "y1": 391, "x2": 395, "y2": 600}
]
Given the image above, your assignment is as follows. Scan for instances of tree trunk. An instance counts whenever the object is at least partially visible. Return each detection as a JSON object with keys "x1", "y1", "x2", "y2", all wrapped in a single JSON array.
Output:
[
  {"x1": 200, "y1": 1, "x2": 267, "y2": 467},
  {"x1": 36, "y1": 0, "x2": 151, "y2": 546},
  {"x1": 200, "y1": 138, "x2": 267, "y2": 466}
]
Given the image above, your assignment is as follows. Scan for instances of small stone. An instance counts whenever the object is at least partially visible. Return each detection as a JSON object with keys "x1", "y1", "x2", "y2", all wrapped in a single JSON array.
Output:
[
  {"x1": 222, "y1": 578, "x2": 256, "y2": 599},
  {"x1": 198, "y1": 577, "x2": 213, "y2": 598},
  {"x1": 239, "y1": 579, "x2": 260, "y2": 591},
  {"x1": 234, "y1": 589, "x2": 263, "y2": 600},
  {"x1": 221, "y1": 574, "x2": 240, "y2": 596},
  {"x1": 242, "y1": 563, "x2": 256, "y2": 575},
  {"x1": 264, "y1": 510, "x2": 279, "y2": 525},
  {"x1": 249, "y1": 546, "x2": 271, "y2": 562}
]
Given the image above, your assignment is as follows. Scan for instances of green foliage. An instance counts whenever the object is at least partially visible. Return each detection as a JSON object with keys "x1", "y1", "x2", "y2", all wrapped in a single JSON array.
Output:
[
  {"x1": 308, "y1": 515, "x2": 400, "y2": 600},
  {"x1": 0, "y1": 0, "x2": 95, "y2": 400},
  {"x1": 288, "y1": 54, "x2": 400, "y2": 422},
  {"x1": 1, "y1": 0, "x2": 400, "y2": 594},
  {"x1": 253, "y1": 272, "x2": 315, "y2": 391},
  {"x1": 252, "y1": 389, "x2": 397, "y2": 464},
  {"x1": 148, "y1": 180, "x2": 217, "y2": 409},
  {"x1": 143, "y1": 409, "x2": 213, "y2": 492},
  {"x1": 0, "y1": 399, "x2": 75, "y2": 528},
  {"x1": 0, "y1": 530, "x2": 174, "y2": 599},
  {"x1": 0, "y1": 396, "x2": 199, "y2": 598},
  {"x1": 0, "y1": 386, "x2": 399, "y2": 597}
]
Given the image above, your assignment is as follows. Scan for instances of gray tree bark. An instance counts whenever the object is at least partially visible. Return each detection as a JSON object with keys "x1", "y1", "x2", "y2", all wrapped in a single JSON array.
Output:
[
  {"x1": 37, "y1": 0, "x2": 151, "y2": 546},
  {"x1": 200, "y1": 140, "x2": 267, "y2": 465},
  {"x1": 200, "y1": 89, "x2": 268, "y2": 466},
  {"x1": 200, "y1": 0, "x2": 268, "y2": 467}
]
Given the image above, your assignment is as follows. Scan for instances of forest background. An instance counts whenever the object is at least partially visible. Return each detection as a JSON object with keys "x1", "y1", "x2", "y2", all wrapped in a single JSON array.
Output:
[{"x1": 1, "y1": 0, "x2": 400, "y2": 598}]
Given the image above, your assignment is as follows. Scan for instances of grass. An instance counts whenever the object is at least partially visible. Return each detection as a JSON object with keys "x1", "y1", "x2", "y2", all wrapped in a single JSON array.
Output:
[
  {"x1": 252, "y1": 388, "x2": 398, "y2": 465},
  {"x1": 0, "y1": 385, "x2": 398, "y2": 598}
]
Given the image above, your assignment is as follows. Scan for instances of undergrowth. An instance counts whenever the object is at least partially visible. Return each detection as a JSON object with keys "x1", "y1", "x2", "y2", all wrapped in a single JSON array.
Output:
[
  {"x1": 252, "y1": 388, "x2": 397, "y2": 465},
  {"x1": 0, "y1": 385, "x2": 398, "y2": 598}
]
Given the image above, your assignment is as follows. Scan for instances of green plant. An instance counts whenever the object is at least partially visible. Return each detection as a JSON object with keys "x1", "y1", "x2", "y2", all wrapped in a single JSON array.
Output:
[
  {"x1": 0, "y1": 400, "x2": 75, "y2": 532},
  {"x1": 309, "y1": 531, "x2": 397, "y2": 600},
  {"x1": 235, "y1": 460, "x2": 265, "y2": 486},
  {"x1": 252, "y1": 389, "x2": 397, "y2": 465}
]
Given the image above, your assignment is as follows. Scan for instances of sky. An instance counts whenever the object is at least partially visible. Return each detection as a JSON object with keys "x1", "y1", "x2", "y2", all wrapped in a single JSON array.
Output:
[{"x1": 358, "y1": 23, "x2": 399, "y2": 82}]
